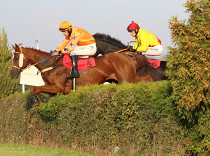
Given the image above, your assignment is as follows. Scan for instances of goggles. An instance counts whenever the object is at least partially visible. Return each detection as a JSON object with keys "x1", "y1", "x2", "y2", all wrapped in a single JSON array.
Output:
[
  {"x1": 127, "y1": 27, "x2": 139, "y2": 32},
  {"x1": 127, "y1": 27, "x2": 134, "y2": 32},
  {"x1": 59, "y1": 28, "x2": 67, "y2": 32},
  {"x1": 59, "y1": 25, "x2": 72, "y2": 32}
]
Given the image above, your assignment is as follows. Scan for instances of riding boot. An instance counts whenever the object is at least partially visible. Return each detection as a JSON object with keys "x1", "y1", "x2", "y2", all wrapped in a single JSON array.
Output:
[{"x1": 68, "y1": 55, "x2": 80, "y2": 79}]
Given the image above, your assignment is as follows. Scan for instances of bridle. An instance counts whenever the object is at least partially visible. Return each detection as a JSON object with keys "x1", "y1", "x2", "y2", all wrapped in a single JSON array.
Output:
[
  {"x1": 12, "y1": 47, "x2": 27, "y2": 71},
  {"x1": 12, "y1": 47, "x2": 54, "y2": 73}
]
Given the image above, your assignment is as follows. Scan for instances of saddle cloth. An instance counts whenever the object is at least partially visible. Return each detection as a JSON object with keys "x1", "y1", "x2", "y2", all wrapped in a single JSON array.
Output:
[
  {"x1": 63, "y1": 54, "x2": 96, "y2": 70},
  {"x1": 147, "y1": 59, "x2": 161, "y2": 68}
]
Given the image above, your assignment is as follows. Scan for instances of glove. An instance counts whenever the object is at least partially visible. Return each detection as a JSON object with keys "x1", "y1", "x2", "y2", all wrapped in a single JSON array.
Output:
[
  {"x1": 127, "y1": 45, "x2": 132, "y2": 49},
  {"x1": 127, "y1": 45, "x2": 135, "y2": 52},
  {"x1": 128, "y1": 45, "x2": 137, "y2": 52},
  {"x1": 50, "y1": 50, "x2": 56, "y2": 53},
  {"x1": 51, "y1": 50, "x2": 62, "y2": 56}
]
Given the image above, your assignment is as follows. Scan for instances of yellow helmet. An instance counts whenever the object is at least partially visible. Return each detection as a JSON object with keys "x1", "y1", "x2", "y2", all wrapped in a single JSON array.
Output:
[{"x1": 59, "y1": 21, "x2": 72, "y2": 32}]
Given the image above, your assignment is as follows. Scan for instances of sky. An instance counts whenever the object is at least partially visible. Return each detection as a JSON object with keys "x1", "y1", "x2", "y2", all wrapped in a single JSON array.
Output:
[{"x1": 0, "y1": 0, "x2": 189, "y2": 53}]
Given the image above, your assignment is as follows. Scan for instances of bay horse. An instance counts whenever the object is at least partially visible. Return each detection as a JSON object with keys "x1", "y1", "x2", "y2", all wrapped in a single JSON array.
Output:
[
  {"x1": 10, "y1": 44, "x2": 152, "y2": 104},
  {"x1": 93, "y1": 33, "x2": 167, "y2": 80}
]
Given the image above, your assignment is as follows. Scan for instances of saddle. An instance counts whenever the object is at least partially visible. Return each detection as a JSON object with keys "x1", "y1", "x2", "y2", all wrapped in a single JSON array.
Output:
[
  {"x1": 147, "y1": 59, "x2": 161, "y2": 68},
  {"x1": 63, "y1": 54, "x2": 96, "y2": 70}
]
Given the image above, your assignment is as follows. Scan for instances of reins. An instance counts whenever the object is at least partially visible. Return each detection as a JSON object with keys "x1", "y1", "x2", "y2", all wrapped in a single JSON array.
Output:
[
  {"x1": 114, "y1": 48, "x2": 129, "y2": 53},
  {"x1": 26, "y1": 55, "x2": 54, "y2": 74}
]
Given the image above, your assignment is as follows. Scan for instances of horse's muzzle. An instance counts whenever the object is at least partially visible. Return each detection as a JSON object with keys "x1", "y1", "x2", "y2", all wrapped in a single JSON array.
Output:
[{"x1": 10, "y1": 68, "x2": 22, "y2": 79}]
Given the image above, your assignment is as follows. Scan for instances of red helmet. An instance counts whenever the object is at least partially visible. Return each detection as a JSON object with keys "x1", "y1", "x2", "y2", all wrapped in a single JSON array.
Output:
[{"x1": 127, "y1": 21, "x2": 140, "y2": 32}]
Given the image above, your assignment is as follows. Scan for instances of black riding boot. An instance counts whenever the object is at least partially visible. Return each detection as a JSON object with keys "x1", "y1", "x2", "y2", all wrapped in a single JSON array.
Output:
[{"x1": 68, "y1": 55, "x2": 80, "y2": 79}]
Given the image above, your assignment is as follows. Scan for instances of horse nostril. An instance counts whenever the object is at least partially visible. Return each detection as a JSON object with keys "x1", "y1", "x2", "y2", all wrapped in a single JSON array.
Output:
[{"x1": 10, "y1": 69, "x2": 21, "y2": 79}]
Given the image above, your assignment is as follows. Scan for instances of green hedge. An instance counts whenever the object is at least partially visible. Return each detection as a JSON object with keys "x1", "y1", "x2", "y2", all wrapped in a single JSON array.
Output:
[{"x1": 0, "y1": 81, "x2": 186, "y2": 155}]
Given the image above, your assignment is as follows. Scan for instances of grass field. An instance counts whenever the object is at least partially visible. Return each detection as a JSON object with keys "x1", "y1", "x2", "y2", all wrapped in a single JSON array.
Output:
[{"x1": 0, "y1": 143, "x2": 97, "y2": 156}]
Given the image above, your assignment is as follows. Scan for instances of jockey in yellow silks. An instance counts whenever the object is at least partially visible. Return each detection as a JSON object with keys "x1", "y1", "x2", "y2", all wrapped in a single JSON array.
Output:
[
  {"x1": 53, "y1": 21, "x2": 97, "y2": 78},
  {"x1": 127, "y1": 21, "x2": 163, "y2": 60}
]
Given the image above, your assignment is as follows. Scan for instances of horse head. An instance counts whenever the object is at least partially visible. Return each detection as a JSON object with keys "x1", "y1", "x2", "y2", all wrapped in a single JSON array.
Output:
[{"x1": 10, "y1": 44, "x2": 31, "y2": 79}]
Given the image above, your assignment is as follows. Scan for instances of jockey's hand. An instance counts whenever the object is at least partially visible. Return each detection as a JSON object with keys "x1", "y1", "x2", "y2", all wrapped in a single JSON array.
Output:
[
  {"x1": 130, "y1": 48, "x2": 136, "y2": 52},
  {"x1": 52, "y1": 51, "x2": 59, "y2": 56},
  {"x1": 127, "y1": 45, "x2": 136, "y2": 52},
  {"x1": 127, "y1": 45, "x2": 132, "y2": 50},
  {"x1": 51, "y1": 50, "x2": 62, "y2": 56}
]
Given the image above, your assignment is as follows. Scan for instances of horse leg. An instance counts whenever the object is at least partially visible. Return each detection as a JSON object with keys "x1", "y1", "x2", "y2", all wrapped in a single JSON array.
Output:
[
  {"x1": 31, "y1": 94, "x2": 40, "y2": 105},
  {"x1": 39, "y1": 94, "x2": 48, "y2": 103},
  {"x1": 30, "y1": 84, "x2": 65, "y2": 95}
]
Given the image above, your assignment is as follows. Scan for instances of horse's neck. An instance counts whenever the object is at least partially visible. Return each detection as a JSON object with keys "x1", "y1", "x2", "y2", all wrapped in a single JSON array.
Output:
[
  {"x1": 96, "y1": 39, "x2": 126, "y2": 54},
  {"x1": 97, "y1": 39, "x2": 125, "y2": 48},
  {"x1": 25, "y1": 49, "x2": 51, "y2": 70}
]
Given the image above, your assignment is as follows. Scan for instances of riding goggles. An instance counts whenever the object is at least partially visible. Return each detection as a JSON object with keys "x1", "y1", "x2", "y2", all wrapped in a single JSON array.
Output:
[
  {"x1": 59, "y1": 26, "x2": 72, "y2": 32},
  {"x1": 127, "y1": 27, "x2": 139, "y2": 32},
  {"x1": 59, "y1": 28, "x2": 67, "y2": 32},
  {"x1": 127, "y1": 27, "x2": 134, "y2": 32}
]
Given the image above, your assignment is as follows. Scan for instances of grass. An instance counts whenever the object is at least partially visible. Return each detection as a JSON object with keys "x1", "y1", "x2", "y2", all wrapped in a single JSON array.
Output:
[{"x1": 0, "y1": 143, "x2": 97, "y2": 156}]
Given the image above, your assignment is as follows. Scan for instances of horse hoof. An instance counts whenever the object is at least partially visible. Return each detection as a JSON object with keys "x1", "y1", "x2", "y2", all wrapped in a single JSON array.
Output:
[
  {"x1": 35, "y1": 103, "x2": 40, "y2": 106},
  {"x1": 39, "y1": 94, "x2": 48, "y2": 103},
  {"x1": 31, "y1": 94, "x2": 40, "y2": 104}
]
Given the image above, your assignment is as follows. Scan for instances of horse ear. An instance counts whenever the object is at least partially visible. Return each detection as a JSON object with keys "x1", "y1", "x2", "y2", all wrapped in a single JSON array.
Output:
[
  {"x1": 12, "y1": 44, "x2": 15, "y2": 50},
  {"x1": 12, "y1": 43, "x2": 20, "y2": 51}
]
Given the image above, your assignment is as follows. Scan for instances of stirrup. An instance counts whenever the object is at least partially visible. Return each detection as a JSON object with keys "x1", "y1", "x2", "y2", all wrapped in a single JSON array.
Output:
[
  {"x1": 67, "y1": 71, "x2": 80, "y2": 79},
  {"x1": 70, "y1": 73, "x2": 80, "y2": 78}
]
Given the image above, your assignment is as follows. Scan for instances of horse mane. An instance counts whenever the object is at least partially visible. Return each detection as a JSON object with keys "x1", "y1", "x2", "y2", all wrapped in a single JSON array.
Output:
[
  {"x1": 23, "y1": 47, "x2": 50, "y2": 55},
  {"x1": 93, "y1": 33, "x2": 126, "y2": 48}
]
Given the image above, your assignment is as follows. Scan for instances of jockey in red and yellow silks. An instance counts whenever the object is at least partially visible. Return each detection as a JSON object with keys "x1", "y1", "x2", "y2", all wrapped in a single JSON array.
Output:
[
  {"x1": 52, "y1": 21, "x2": 97, "y2": 79},
  {"x1": 127, "y1": 21, "x2": 164, "y2": 60},
  {"x1": 133, "y1": 29, "x2": 162, "y2": 52}
]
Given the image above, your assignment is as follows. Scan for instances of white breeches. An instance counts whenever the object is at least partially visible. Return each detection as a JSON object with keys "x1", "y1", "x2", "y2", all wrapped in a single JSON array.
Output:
[
  {"x1": 71, "y1": 43, "x2": 97, "y2": 56},
  {"x1": 142, "y1": 45, "x2": 163, "y2": 56},
  {"x1": 142, "y1": 45, "x2": 166, "y2": 60}
]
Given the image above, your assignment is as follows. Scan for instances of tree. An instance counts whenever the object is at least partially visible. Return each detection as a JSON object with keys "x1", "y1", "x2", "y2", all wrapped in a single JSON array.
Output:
[
  {"x1": 167, "y1": 0, "x2": 209, "y2": 154},
  {"x1": 0, "y1": 28, "x2": 17, "y2": 100}
]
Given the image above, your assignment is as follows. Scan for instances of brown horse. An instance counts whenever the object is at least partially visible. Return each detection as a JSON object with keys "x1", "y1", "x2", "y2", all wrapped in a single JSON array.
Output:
[
  {"x1": 10, "y1": 44, "x2": 152, "y2": 104},
  {"x1": 93, "y1": 33, "x2": 167, "y2": 80}
]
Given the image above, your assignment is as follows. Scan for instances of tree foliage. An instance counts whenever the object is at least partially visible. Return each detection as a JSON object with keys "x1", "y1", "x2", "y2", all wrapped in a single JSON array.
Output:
[
  {"x1": 0, "y1": 28, "x2": 17, "y2": 100},
  {"x1": 167, "y1": 0, "x2": 209, "y2": 154}
]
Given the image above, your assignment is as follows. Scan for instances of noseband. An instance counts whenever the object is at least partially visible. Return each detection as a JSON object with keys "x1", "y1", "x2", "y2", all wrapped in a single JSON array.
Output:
[{"x1": 12, "y1": 47, "x2": 26, "y2": 71}]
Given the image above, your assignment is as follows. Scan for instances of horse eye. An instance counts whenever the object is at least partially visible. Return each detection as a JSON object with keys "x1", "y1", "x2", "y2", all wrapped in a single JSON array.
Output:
[{"x1": 14, "y1": 57, "x2": 19, "y2": 61}]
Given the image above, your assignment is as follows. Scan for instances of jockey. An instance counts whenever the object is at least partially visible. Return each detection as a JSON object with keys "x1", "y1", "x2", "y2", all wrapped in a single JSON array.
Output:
[
  {"x1": 127, "y1": 21, "x2": 163, "y2": 60},
  {"x1": 53, "y1": 21, "x2": 97, "y2": 78}
]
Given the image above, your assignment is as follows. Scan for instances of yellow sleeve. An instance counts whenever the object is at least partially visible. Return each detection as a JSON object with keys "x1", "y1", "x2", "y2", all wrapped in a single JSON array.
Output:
[
  {"x1": 133, "y1": 40, "x2": 139, "y2": 50},
  {"x1": 136, "y1": 34, "x2": 149, "y2": 52}
]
